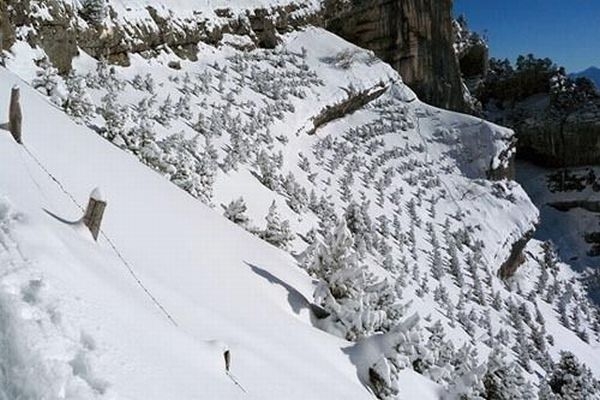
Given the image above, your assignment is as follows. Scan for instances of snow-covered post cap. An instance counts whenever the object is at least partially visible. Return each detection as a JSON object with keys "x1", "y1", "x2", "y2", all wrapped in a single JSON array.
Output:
[
  {"x1": 90, "y1": 187, "x2": 105, "y2": 202},
  {"x1": 83, "y1": 187, "x2": 107, "y2": 241}
]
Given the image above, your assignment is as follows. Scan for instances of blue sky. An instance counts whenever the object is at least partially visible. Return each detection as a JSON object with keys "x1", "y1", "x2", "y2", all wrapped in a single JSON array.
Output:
[{"x1": 454, "y1": 1, "x2": 600, "y2": 73}]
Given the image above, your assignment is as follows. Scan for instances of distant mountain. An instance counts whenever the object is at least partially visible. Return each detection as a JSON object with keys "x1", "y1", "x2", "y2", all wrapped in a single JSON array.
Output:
[{"x1": 571, "y1": 66, "x2": 600, "y2": 89}]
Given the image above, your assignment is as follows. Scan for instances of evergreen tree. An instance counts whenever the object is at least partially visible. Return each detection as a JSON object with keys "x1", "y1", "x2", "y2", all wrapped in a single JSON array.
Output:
[
  {"x1": 260, "y1": 201, "x2": 295, "y2": 250},
  {"x1": 548, "y1": 351, "x2": 600, "y2": 399},
  {"x1": 100, "y1": 90, "x2": 128, "y2": 142},
  {"x1": 63, "y1": 72, "x2": 94, "y2": 120},
  {"x1": 256, "y1": 150, "x2": 279, "y2": 191},
  {"x1": 33, "y1": 57, "x2": 64, "y2": 105},
  {"x1": 79, "y1": 0, "x2": 107, "y2": 24},
  {"x1": 311, "y1": 219, "x2": 388, "y2": 340},
  {"x1": 156, "y1": 96, "x2": 176, "y2": 127},
  {"x1": 221, "y1": 197, "x2": 251, "y2": 229}
]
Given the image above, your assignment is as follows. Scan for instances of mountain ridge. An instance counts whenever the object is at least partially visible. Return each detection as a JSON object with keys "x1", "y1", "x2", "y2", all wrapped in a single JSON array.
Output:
[{"x1": 571, "y1": 66, "x2": 600, "y2": 89}]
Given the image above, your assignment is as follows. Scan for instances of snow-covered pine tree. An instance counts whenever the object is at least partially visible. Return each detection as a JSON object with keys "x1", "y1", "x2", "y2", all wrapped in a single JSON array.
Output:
[
  {"x1": 32, "y1": 57, "x2": 64, "y2": 105},
  {"x1": 79, "y1": 0, "x2": 107, "y2": 25},
  {"x1": 256, "y1": 150, "x2": 280, "y2": 190},
  {"x1": 260, "y1": 201, "x2": 294, "y2": 250},
  {"x1": 128, "y1": 97, "x2": 159, "y2": 160},
  {"x1": 63, "y1": 72, "x2": 94, "y2": 120},
  {"x1": 311, "y1": 218, "x2": 388, "y2": 340},
  {"x1": 100, "y1": 90, "x2": 128, "y2": 142},
  {"x1": 546, "y1": 351, "x2": 600, "y2": 399},
  {"x1": 156, "y1": 96, "x2": 176, "y2": 127},
  {"x1": 222, "y1": 197, "x2": 251, "y2": 229}
]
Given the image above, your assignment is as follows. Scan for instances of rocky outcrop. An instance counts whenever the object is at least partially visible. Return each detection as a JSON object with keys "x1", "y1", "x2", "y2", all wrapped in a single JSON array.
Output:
[
  {"x1": 0, "y1": 0, "x2": 16, "y2": 54},
  {"x1": 486, "y1": 92, "x2": 600, "y2": 167},
  {"x1": 487, "y1": 139, "x2": 516, "y2": 181},
  {"x1": 3, "y1": 0, "x2": 473, "y2": 114},
  {"x1": 0, "y1": 0, "x2": 320, "y2": 72},
  {"x1": 498, "y1": 229, "x2": 535, "y2": 279},
  {"x1": 323, "y1": 0, "x2": 467, "y2": 112},
  {"x1": 517, "y1": 105, "x2": 600, "y2": 167}
]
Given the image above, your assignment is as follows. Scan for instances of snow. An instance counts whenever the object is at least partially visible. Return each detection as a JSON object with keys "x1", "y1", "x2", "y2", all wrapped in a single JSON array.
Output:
[
  {"x1": 1, "y1": 8, "x2": 600, "y2": 398},
  {"x1": 0, "y1": 68, "x2": 372, "y2": 399},
  {"x1": 103, "y1": 0, "x2": 321, "y2": 29},
  {"x1": 89, "y1": 187, "x2": 105, "y2": 202}
]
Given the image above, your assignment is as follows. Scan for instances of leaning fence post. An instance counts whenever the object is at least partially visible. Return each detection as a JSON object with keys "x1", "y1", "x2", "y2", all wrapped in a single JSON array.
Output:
[
  {"x1": 224, "y1": 349, "x2": 231, "y2": 372},
  {"x1": 83, "y1": 188, "x2": 107, "y2": 241},
  {"x1": 9, "y1": 85, "x2": 22, "y2": 144}
]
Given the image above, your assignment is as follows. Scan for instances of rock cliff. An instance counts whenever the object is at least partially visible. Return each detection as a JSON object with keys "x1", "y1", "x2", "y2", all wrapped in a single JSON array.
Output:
[
  {"x1": 323, "y1": 0, "x2": 468, "y2": 112},
  {"x1": 0, "y1": 0, "x2": 320, "y2": 72},
  {"x1": 517, "y1": 103, "x2": 600, "y2": 167},
  {"x1": 1, "y1": 0, "x2": 470, "y2": 112},
  {"x1": 487, "y1": 94, "x2": 600, "y2": 167}
]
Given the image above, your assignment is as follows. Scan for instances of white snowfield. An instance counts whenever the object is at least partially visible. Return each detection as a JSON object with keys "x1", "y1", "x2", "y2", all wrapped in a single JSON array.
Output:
[
  {"x1": 0, "y1": 71, "x2": 376, "y2": 399},
  {"x1": 2, "y1": 5, "x2": 600, "y2": 398}
]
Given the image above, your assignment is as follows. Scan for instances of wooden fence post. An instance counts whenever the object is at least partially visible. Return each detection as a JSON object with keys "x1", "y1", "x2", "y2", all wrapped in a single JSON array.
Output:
[
  {"x1": 83, "y1": 188, "x2": 107, "y2": 241},
  {"x1": 9, "y1": 85, "x2": 22, "y2": 144},
  {"x1": 224, "y1": 349, "x2": 231, "y2": 372}
]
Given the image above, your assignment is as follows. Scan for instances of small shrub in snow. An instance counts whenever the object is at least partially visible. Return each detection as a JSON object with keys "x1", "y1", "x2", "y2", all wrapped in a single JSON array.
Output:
[
  {"x1": 63, "y1": 72, "x2": 94, "y2": 120},
  {"x1": 32, "y1": 57, "x2": 65, "y2": 105},
  {"x1": 222, "y1": 197, "x2": 251, "y2": 230},
  {"x1": 259, "y1": 201, "x2": 294, "y2": 250}
]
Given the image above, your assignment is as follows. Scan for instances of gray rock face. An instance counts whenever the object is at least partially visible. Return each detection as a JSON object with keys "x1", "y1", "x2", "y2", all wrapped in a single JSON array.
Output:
[
  {"x1": 0, "y1": 1, "x2": 16, "y2": 55},
  {"x1": 519, "y1": 108, "x2": 600, "y2": 167},
  {"x1": 491, "y1": 95, "x2": 600, "y2": 167},
  {"x1": 2, "y1": 0, "x2": 470, "y2": 113},
  {"x1": 323, "y1": 0, "x2": 468, "y2": 112},
  {"x1": 0, "y1": 0, "x2": 320, "y2": 72}
]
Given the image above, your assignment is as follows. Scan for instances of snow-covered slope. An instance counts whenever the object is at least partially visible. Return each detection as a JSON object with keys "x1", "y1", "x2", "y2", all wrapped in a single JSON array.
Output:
[
  {"x1": 2, "y1": 7, "x2": 600, "y2": 400},
  {"x1": 0, "y1": 69, "x2": 374, "y2": 399}
]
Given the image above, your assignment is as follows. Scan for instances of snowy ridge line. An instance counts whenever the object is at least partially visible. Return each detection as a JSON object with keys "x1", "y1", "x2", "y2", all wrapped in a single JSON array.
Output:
[{"x1": 21, "y1": 144, "x2": 180, "y2": 327}]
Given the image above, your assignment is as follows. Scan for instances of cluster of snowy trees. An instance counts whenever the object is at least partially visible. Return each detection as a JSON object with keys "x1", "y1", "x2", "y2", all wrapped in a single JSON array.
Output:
[
  {"x1": 303, "y1": 94, "x2": 600, "y2": 398},
  {"x1": 79, "y1": 0, "x2": 107, "y2": 25},
  {"x1": 31, "y1": 46, "x2": 324, "y2": 205},
  {"x1": 308, "y1": 218, "x2": 398, "y2": 340}
]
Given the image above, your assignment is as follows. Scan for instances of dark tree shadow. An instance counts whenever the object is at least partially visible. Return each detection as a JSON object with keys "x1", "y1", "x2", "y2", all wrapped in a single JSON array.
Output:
[
  {"x1": 341, "y1": 336, "x2": 383, "y2": 397},
  {"x1": 43, "y1": 208, "x2": 81, "y2": 225},
  {"x1": 0, "y1": 122, "x2": 9, "y2": 131},
  {"x1": 244, "y1": 262, "x2": 329, "y2": 319}
]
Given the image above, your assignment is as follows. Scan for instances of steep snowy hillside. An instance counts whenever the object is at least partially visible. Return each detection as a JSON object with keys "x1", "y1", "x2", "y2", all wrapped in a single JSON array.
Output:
[
  {"x1": 2, "y1": 4, "x2": 600, "y2": 400},
  {"x1": 0, "y1": 68, "x2": 377, "y2": 399}
]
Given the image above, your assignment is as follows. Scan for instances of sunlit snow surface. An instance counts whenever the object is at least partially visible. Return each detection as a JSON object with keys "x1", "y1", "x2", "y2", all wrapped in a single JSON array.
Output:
[{"x1": 1, "y1": 8, "x2": 599, "y2": 399}]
